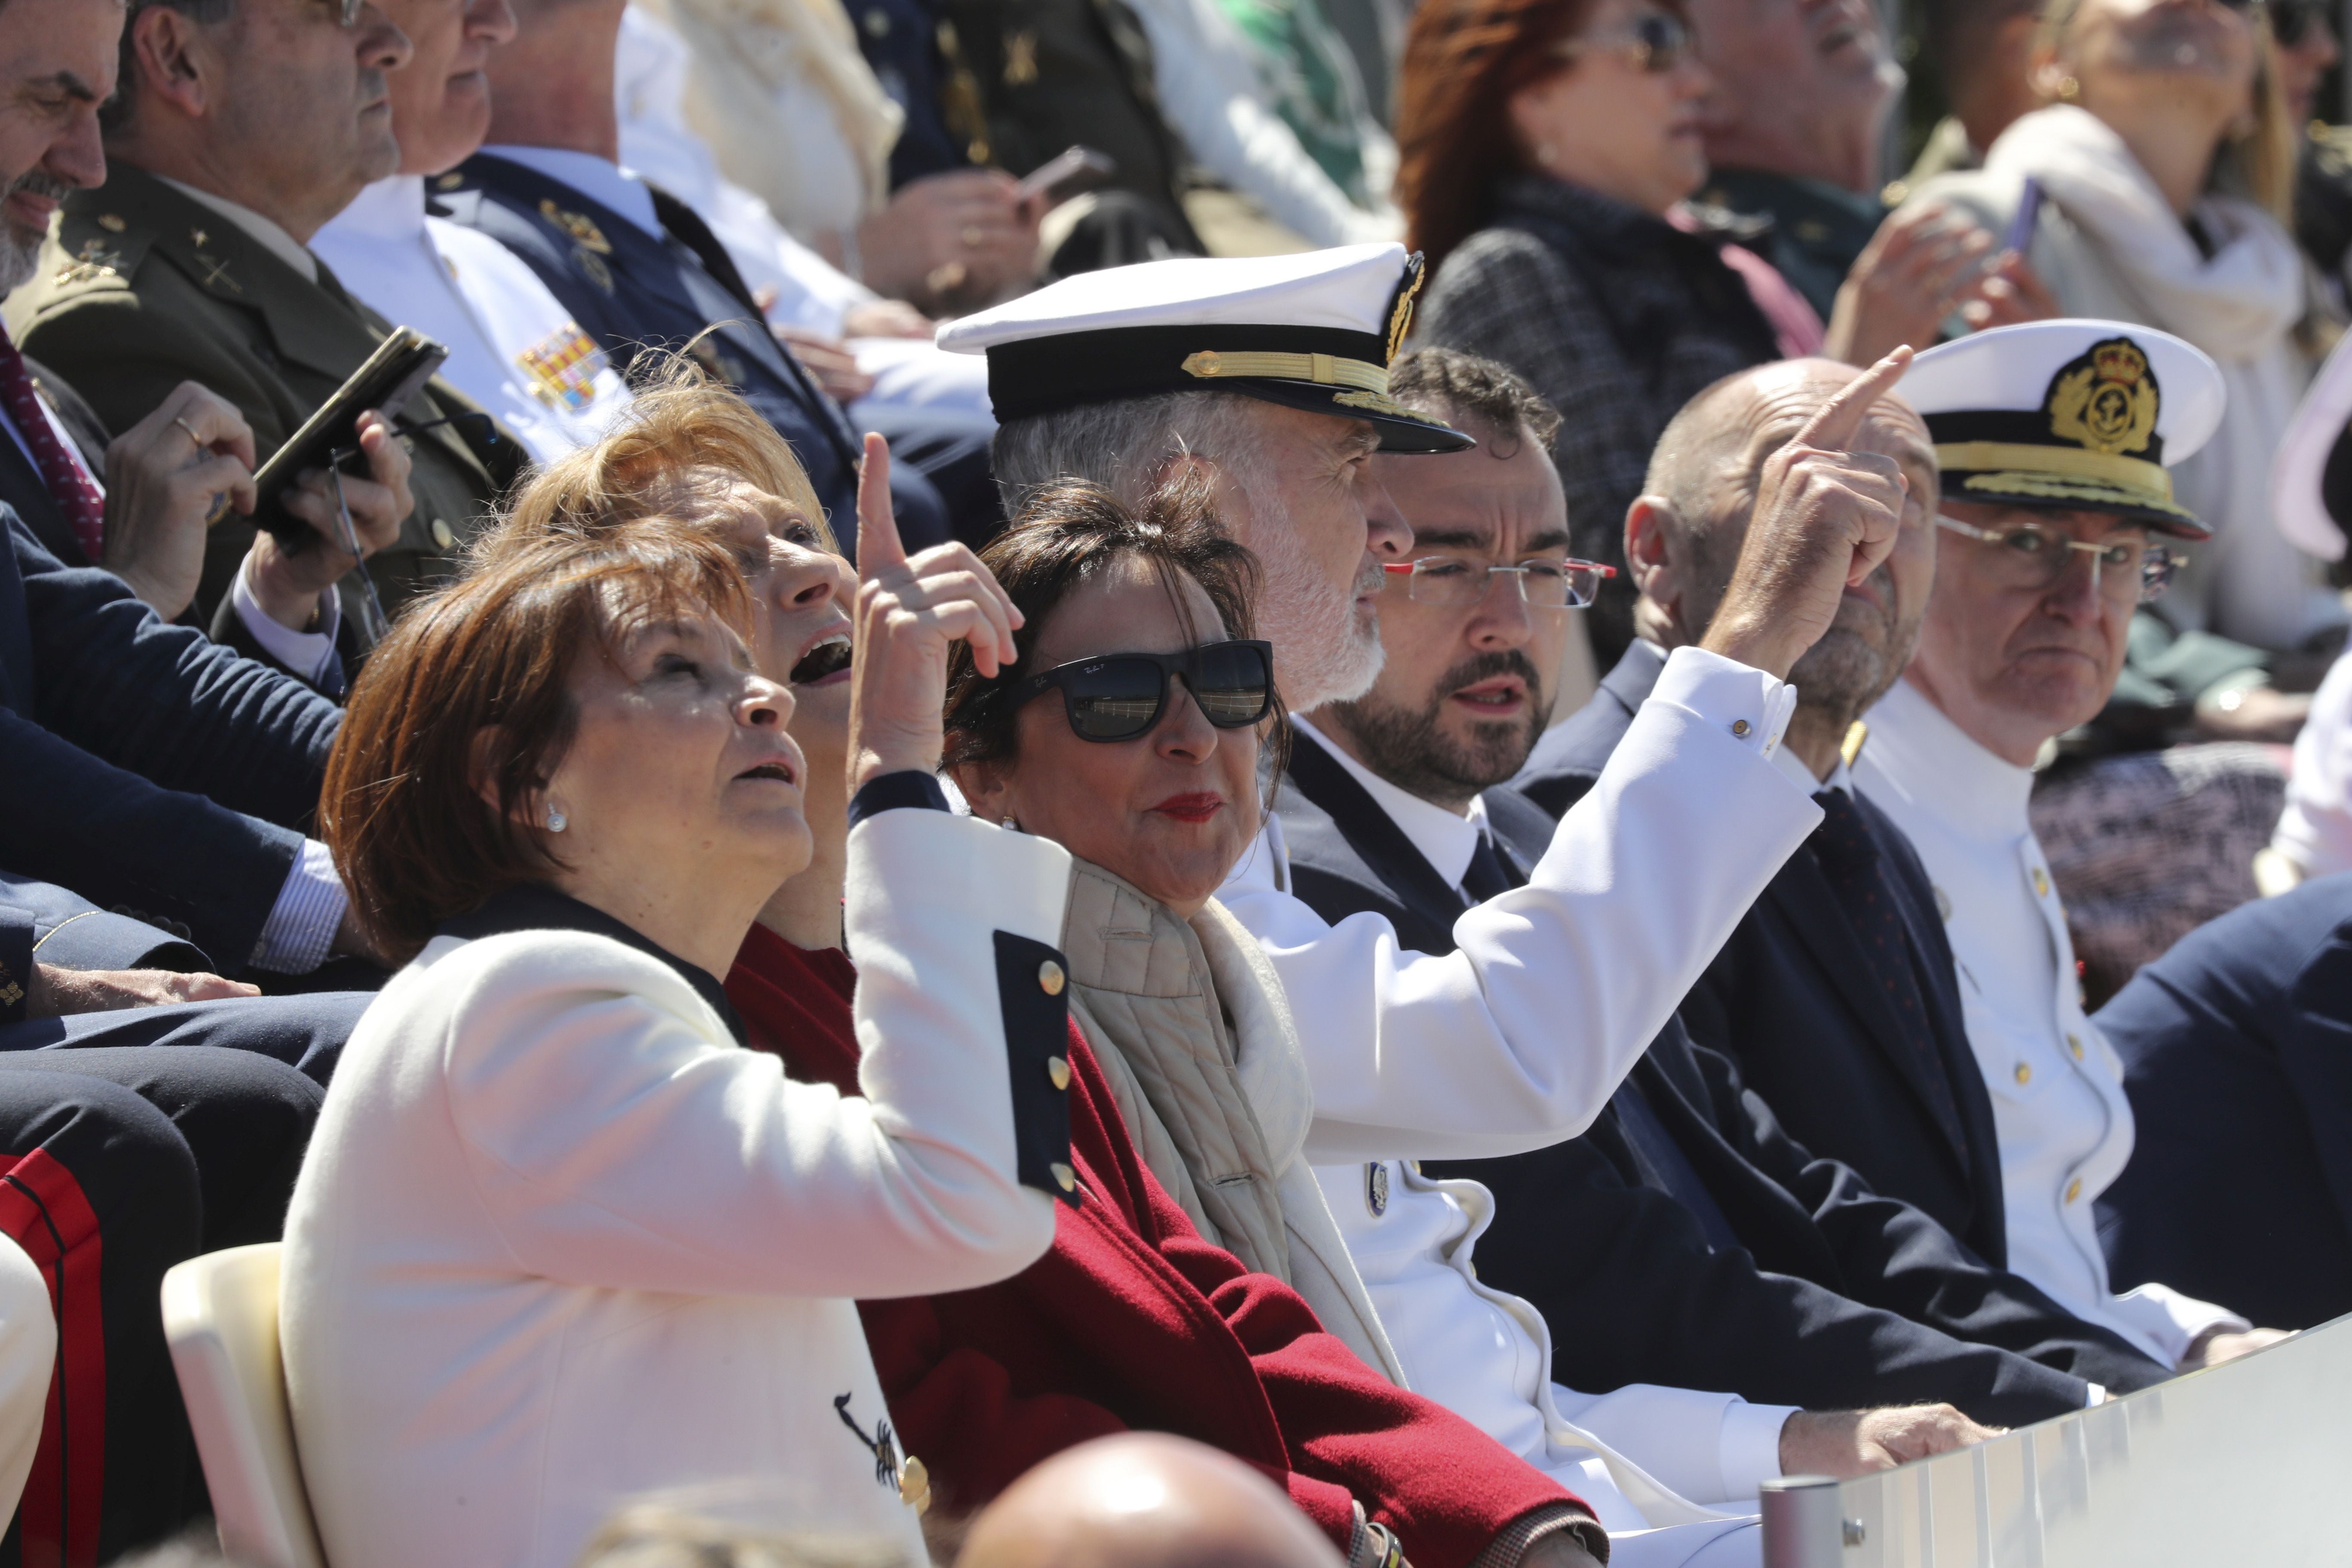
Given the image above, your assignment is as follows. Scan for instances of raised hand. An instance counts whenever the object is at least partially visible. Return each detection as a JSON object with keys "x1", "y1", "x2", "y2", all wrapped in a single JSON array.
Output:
[
  {"x1": 1700, "y1": 349, "x2": 1914, "y2": 680},
  {"x1": 846, "y1": 432, "x2": 1023, "y2": 793}
]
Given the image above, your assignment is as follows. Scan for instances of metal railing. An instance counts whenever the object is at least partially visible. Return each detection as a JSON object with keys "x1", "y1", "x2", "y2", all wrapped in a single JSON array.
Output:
[{"x1": 1760, "y1": 1311, "x2": 2352, "y2": 1566}]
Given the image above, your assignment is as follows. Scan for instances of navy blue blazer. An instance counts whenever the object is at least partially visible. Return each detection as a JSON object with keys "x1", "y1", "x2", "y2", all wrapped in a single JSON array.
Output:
[
  {"x1": 441, "y1": 157, "x2": 910, "y2": 543},
  {"x1": 0, "y1": 871, "x2": 211, "y2": 1024},
  {"x1": 0, "y1": 508, "x2": 340, "y2": 967},
  {"x1": 2096, "y1": 875, "x2": 2352, "y2": 1331},
  {"x1": 1278, "y1": 728, "x2": 2167, "y2": 1425},
  {"x1": 1513, "y1": 642, "x2": 2010, "y2": 1266}
]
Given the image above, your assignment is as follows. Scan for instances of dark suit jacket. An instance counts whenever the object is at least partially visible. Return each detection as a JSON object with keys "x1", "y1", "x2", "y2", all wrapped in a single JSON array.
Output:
[
  {"x1": 2096, "y1": 875, "x2": 2352, "y2": 1331},
  {"x1": 0, "y1": 355, "x2": 110, "y2": 568},
  {"x1": 7, "y1": 162, "x2": 520, "y2": 640},
  {"x1": 1515, "y1": 642, "x2": 2011, "y2": 1266},
  {"x1": 0, "y1": 872, "x2": 211, "y2": 1024},
  {"x1": 0, "y1": 507, "x2": 339, "y2": 968},
  {"x1": 1278, "y1": 727, "x2": 2169, "y2": 1426}
]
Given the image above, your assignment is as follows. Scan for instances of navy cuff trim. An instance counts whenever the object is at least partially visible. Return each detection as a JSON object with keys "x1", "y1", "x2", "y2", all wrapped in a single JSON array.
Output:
[
  {"x1": 993, "y1": 931, "x2": 1077, "y2": 1205},
  {"x1": 847, "y1": 771, "x2": 951, "y2": 831}
]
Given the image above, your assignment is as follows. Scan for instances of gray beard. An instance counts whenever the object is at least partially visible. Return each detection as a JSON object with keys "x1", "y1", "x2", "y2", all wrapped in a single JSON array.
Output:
[{"x1": 0, "y1": 169, "x2": 73, "y2": 297}]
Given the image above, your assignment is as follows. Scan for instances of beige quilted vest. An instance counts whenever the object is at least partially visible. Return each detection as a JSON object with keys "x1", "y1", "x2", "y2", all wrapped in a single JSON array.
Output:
[{"x1": 1060, "y1": 858, "x2": 1407, "y2": 1387}]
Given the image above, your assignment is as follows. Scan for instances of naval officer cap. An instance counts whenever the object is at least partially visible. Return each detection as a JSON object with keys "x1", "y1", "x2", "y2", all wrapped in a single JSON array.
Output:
[
  {"x1": 1899, "y1": 318, "x2": 2224, "y2": 541},
  {"x1": 937, "y1": 243, "x2": 1473, "y2": 453}
]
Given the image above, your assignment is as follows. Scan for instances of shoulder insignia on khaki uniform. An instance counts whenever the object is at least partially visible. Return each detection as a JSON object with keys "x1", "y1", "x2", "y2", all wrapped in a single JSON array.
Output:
[{"x1": 539, "y1": 199, "x2": 612, "y2": 254}]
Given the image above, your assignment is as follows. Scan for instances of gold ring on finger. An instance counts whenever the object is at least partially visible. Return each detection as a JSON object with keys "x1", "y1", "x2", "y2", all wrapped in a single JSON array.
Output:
[
  {"x1": 173, "y1": 416, "x2": 205, "y2": 454},
  {"x1": 960, "y1": 225, "x2": 985, "y2": 248}
]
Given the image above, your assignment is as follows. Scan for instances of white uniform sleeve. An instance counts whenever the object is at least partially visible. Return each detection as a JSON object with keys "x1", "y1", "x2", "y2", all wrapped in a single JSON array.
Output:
[
  {"x1": 448, "y1": 809, "x2": 1067, "y2": 1300},
  {"x1": 1227, "y1": 646, "x2": 1820, "y2": 1161},
  {"x1": 1124, "y1": 0, "x2": 1401, "y2": 247},
  {"x1": 0, "y1": 1233, "x2": 49, "y2": 1521},
  {"x1": 1551, "y1": 1383, "x2": 1796, "y2": 1509},
  {"x1": 2104, "y1": 1282, "x2": 2252, "y2": 1369}
]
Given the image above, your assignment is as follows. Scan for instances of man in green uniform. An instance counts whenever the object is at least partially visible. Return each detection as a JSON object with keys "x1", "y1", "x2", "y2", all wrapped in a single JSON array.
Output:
[{"x1": 6, "y1": 0, "x2": 521, "y2": 668}]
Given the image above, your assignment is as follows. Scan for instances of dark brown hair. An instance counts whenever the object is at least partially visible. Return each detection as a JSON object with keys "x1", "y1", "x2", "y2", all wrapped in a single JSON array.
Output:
[
  {"x1": 942, "y1": 475, "x2": 1284, "y2": 773},
  {"x1": 1389, "y1": 346, "x2": 1564, "y2": 453},
  {"x1": 322, "y1": 523, "x2": 753, "y2": 961},
  {"x1": 1395, "y1": 0, "x2": 1616, "y2": 274}
]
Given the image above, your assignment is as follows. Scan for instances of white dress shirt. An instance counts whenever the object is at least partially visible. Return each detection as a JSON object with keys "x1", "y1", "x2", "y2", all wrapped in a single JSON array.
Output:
[
  {"x1": 1278, "y1": 720, "x2": 1777, "y2": 1566},
  {"x1": 315, "y1": 176, "x2": 635, "y2": 468},
  {"x1": 1856, "y1": 678, "x2": 2249, "y2": 1366},
  {"x1": 2273, "y1": 646, "x2": 2352, "y2": 877}
]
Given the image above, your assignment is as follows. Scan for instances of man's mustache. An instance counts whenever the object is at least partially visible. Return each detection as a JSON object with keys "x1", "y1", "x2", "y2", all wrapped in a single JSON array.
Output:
[
  {"x1": 1434, "y1": 648, "x2": 1545, "y2": 708},
  {"x1": 3, "y1": 169, "x2": 73, "y2": 208}
]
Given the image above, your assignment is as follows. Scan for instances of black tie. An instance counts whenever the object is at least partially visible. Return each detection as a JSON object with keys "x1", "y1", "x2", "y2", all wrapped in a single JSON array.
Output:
[
  {"x1": 1809, "y1": 789, "x2": 1967, "y2": 1152},
  {"x1": 1461, "y1": 827, "x2": 1517, "y2": 903}
]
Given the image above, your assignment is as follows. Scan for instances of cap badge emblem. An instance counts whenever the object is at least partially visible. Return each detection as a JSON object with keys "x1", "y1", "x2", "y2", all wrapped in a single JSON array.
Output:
[
  {"x1": 2047, "y1": 337, "x2": 2158, "y2": 457},
  {"x1": 540, "y1": 199, "x2": 612, "y2": 254},
  {"x1": 1385, "y1": 252, "x2": 1426, "y2": 363}
]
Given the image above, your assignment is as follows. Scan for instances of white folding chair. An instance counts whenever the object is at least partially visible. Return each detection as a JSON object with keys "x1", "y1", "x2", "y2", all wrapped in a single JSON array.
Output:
[{"x1": 159, "y1": 1243, "x2": 327, "y2": 1568}]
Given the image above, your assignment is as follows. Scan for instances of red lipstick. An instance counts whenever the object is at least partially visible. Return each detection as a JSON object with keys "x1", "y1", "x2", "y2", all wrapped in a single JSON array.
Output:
[{"x1": 1151, "y1": 792, "x2": 1224, "y2": 824}]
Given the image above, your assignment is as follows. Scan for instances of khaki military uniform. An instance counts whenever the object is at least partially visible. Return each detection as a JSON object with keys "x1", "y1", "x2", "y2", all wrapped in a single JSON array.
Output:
[{"x1": 5, "y1": 162, "x2": 524, "y2": 647}]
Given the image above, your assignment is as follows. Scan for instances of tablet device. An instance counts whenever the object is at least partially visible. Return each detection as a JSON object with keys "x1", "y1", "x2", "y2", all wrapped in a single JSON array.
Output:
[{"x1": 251, "y1": 327, "x2": 448, "y2": 538}]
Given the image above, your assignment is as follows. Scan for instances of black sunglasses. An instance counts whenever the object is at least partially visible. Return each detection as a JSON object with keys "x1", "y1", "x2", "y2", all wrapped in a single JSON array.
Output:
[{"x1": 995, "y1": 640, "x2": 1276, "y2": 743}]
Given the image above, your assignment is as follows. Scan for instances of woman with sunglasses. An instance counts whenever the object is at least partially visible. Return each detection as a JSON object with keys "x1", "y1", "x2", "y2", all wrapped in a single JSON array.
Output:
[
  {"x1": 496, "y1": 379, "x2": 1605, "y2": 1565},
  {"x1": 1908, "y1": 0, "x2": 2332, "y2": 659}
]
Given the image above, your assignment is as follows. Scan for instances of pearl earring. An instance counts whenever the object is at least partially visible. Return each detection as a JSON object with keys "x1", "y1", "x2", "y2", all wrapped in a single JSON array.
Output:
[
  {"x1": 545, "y1": 805, "x2": 568, "y2": 833},
  {"x1": 2056, "y1": 75, "x2": 2080, "y2": 101},
  {"x1": 1003, "y1": 815, "x2": 1021, "y2": 833},
  {"x1": 1535, "y1": 142, "x2": 1558, "y2": 168}
]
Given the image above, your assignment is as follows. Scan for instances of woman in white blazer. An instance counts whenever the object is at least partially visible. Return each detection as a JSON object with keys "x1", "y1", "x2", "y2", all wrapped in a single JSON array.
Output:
[{"x1": 279, "y1": 435, "x2": 1073, "y2": 1568}]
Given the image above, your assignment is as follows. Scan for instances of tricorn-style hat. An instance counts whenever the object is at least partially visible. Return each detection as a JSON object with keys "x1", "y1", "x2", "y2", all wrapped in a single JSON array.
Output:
[
  {"x1": 936, "y1": 243, "x2": 1472, "y2": 453},
  {"x1": 1899, "y1": 319, "x2": 2225, "y2": 540}
]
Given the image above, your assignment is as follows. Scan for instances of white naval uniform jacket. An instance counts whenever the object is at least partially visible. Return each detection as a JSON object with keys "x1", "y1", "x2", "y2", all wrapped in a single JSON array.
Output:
[
  {"x1": 1856, "y1": 679, "x2": 2248, "y2": 1366},
  {"x1": 280, "y1": 811, "x2": 1067, "y2": 1568},
  {"x1": 1219, "y1": 645, "x2": 1818, "y2": 1161},
  {"x1": 315, "y1": 175, "x2": 636, "y2": 467}
]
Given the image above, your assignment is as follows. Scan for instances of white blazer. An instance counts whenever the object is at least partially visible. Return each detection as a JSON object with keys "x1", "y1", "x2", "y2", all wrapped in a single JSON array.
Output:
[{"x1": 281, "y1": 809, "x2": 1068, "y2": 1568}]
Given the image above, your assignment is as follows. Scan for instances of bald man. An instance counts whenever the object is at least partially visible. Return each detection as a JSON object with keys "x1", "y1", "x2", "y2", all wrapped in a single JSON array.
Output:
[
  {"x1": 956, "y1": 1435, "x2": 1345, "y2": 1568},
  {"x1": 1445, "y1": 360, "x2": 2172, "y2": 1428}
]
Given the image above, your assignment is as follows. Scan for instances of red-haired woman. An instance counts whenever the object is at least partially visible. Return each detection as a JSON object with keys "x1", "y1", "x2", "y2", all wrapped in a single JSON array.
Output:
[{"x1": 1396, "y1": 0, "x2": 1779, "y2": 662}]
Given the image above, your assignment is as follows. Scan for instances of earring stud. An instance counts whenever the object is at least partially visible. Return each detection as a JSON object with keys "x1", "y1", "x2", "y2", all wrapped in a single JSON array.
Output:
[{"x1": 546, "y1": 806, "x2": 568, "y2": 833}]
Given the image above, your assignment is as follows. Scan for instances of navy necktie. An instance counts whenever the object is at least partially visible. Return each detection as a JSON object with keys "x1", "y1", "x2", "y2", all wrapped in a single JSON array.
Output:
[
  {"x1": 1461, "y1": 827, "x2": 1516, "y2": 903},
  {"x1": 1809, "y1": 789, "x2": 1967, "y2": 1152}
]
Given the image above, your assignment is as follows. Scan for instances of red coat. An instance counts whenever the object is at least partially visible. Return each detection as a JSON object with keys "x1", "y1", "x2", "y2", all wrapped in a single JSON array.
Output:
[{"x1": 726, "y1": 924, "x2": 1586, "y2": 1568}]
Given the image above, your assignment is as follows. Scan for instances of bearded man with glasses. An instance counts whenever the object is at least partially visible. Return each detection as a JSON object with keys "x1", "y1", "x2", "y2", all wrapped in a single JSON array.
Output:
[{"x1": 1852, "y1": 321, "x2": 2285, "y2": 1376}]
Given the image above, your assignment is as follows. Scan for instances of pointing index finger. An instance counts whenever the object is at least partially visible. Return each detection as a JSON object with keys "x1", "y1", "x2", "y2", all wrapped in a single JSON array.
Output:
[
  {"x1": 854, "y1": 432, "x2": 905, "y2": 580},
  {"x1": 1794, "y1": 346, "x2": 1915, "y2": 454}
]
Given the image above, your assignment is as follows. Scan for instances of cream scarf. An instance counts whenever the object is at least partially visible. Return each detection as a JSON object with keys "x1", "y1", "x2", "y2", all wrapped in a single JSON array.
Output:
[{"x1": 1059, "y1": 860, "x2": 1408, "y2": 1387}]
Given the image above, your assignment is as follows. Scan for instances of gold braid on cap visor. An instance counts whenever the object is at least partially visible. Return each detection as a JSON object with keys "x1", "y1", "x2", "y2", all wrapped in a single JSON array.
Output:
[
  {"x1": 1934, "y1": 440, "x2": 2191, "y2": 518},
  {"x1": 1182, "y1": 349, "x2": 1418, "y2": 419}
]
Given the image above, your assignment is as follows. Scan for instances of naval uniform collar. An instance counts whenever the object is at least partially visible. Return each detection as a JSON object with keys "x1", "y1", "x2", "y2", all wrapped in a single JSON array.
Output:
[
  {"x1": 154, "y1": 175, "x2": 318, "y2": 284},
  {"x1": 478, "y1": 145, "x2": 663, "y2": 241},
  {"x1": 327, "y1": 175, "x2": 429, "y2": 244},
  {"x1": 1292, "y1": 714, "x2": 1488, "y2": 893},
  {"x1": 438, "y1": 882, "x2": 748, "y2": 1045},
  {"x1": 1863, "y1": 677, "x2": 2034, "y2": 845}
]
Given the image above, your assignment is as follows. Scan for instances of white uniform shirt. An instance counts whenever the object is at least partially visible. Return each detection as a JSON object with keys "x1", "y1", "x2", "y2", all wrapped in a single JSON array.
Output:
[
  {"x1": 1856, "y1": 678, "x2": 2248, "y2": 1366},
  {"x1": 1285, "y1": 718, "x2": 1794, "y2": 1540},
  {"x1": 2273, "y1": 646, "x2": 2352, "y2": 878},
  {"x1": 282, "y1": 811, "x2": 1065, "y2": 1568},
  {"x1": 314, "y1": 176, "x2": 635, "y2": 468}
]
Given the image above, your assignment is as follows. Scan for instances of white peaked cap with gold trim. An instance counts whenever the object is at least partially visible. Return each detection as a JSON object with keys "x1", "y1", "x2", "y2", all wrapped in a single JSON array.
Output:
[
  {"x1": 1899, "y1": 319, "x2": 2225, "y2": 540},
  {"x1": 936, "y1": 242, "x2": 1472, "y2": 453}
]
